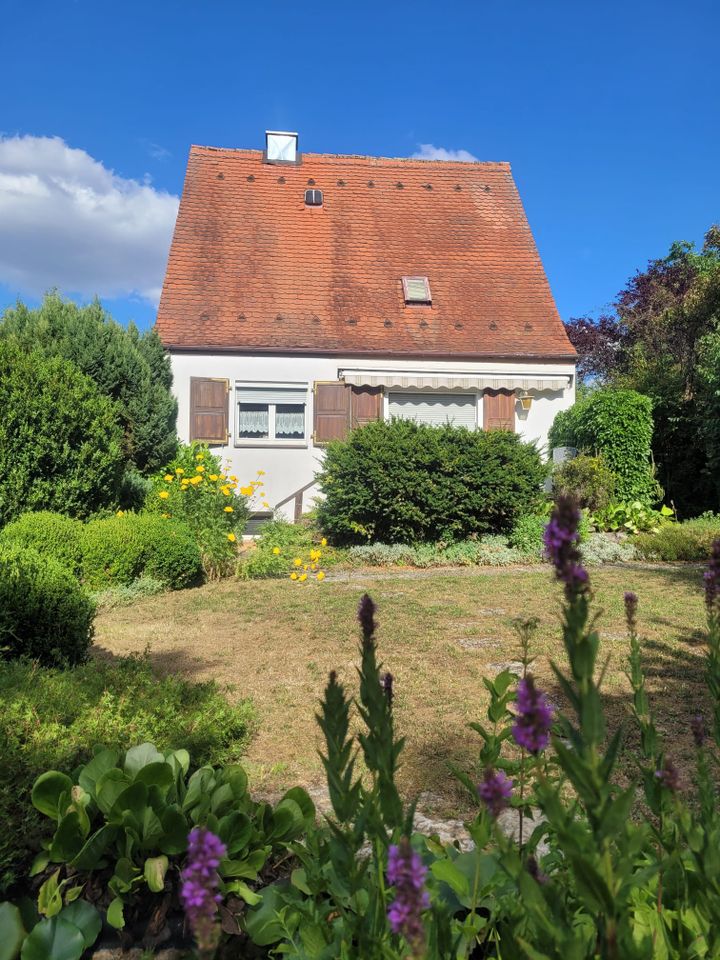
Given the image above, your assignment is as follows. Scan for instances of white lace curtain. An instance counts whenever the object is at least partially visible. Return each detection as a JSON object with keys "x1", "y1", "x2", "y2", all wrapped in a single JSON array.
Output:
[
  {"x1": 238, "y1": 406, "x2": 269, "y2": 435},
  {"x1": 275, "y1": 406, "x2": 304, "y2": 436}
]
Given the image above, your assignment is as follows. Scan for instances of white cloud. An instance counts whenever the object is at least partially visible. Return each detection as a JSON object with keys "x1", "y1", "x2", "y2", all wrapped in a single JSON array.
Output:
[
  {"x1": 0, "y1": 135, "x2": 179, "y2": 305},
  {"x1": 410, "y1": 143, "x2": 479, "y2": 162}
]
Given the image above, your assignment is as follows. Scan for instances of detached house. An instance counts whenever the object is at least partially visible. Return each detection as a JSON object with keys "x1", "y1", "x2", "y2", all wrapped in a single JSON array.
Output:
[{"x1": 157, "y1": 132, "x2": 576, "y2": 521}]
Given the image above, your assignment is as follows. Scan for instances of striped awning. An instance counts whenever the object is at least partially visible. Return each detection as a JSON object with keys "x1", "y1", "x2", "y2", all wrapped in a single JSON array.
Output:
[{"x1": 339, "y1": 370, "x2": 571, "y2": 391}]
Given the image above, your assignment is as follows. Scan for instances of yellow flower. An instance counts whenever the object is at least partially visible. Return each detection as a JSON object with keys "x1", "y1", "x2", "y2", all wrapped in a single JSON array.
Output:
[
  {"x1": 310, "y1": 563, "x2": 317, "y2": 571},
  {"x1": 257, "y1": 470, "x2": 266, "y2": 476},
  {"x1": 158, "y1": 490, "x2": 170, "y2": 500},
  {"x1": 293, "y1": 558, "x2": 302, "y2": 567},
  {"x1": 164, "y1": 474, "x2": 173, "y2": 482},
  {"x1": 240, "y1": 486, "x2": 253, "y2": 496},
  {"x1": 290, "y1": 572, "x2": 298, "y2": 581},
  {"x1": 175, "y1": 468, "x2": 184, "y2": 475},
  {"x1": 317, "y1": 571, "x2": 325, "y2": 581},
  {"x1": 321, "y1": 538, "x2": 327, "y2": 547},
  {"x1": 196, "y1": 452, "x2": 205, "y2": 460},
  {"x1": 227, "y1": 532, "x2": 236, "y2": 543},
  {"x1": 224, "y1": 506, "x2": 234, "y2": 513},
  {"x1": 299, "y1": 573, "x2": 308, "y2": 582},
  {"x1": 272, "y1": 547, "x2": 281, "y2": 555},
  {"x1": 221, "y1": 486, "x2": 231, "y2": 496},
  {"x1": 190, "y1": 475, "x2": 202, "y2": 485},
  {"x1": 161, "y1": 512, "x2": 170, "y2": 519},
  {"x1": 209, "y1": 474, "x2": 219, "y2": 482},
  {"x1": 262, "y1": 502, "x2": 270, "y2": 509},
  {"x1": 196, "y1": 465, "x2": 205, "y2": 473},
  {"x1": 230, "y1": 475, "x2": 238, "y2": 482},
  {"x1": 116, "y1": 510, "x2": 125, "y2": 517}
]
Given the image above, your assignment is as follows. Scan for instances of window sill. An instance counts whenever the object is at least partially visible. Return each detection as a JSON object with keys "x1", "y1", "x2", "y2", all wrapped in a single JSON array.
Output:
[{"x1": 234, "y1": 440, "x2": 308, "y2": 449}]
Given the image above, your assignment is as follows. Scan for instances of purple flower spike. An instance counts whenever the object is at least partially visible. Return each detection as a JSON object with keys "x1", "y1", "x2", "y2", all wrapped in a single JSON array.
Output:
[
  {"x1": 655, "y1": 759, "x2": 681, "y2": 793},
  {"x1": 512, "y1": 675, "x2": 554, "y2": 754},
  {"x1": 544, "y1": 496, "x2": 590, "y2": 597},
  {"x1": 386, "y1": 838, "x2": 430, "y2": 949},
  {"x1": 358, "y1": 593, "x2": 377, "y2": 637},
  {"x1": 477, "y1": 768, "x2": 513, "y2": 818},
  {"x1": 180, "y1": 827, "x2": 227, "y2": 954},
  {"x1": 624, "y1": 591, "x2": 638, "y2": 634},
  {"x1": 704, "y1": 540, "x2": 720, "y2": 613}
]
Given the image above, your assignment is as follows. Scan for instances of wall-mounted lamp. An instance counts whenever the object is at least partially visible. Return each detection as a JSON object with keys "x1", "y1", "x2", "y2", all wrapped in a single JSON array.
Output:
[{"x1": 518, "y1": 391, "x2": 533, "y2": 412}]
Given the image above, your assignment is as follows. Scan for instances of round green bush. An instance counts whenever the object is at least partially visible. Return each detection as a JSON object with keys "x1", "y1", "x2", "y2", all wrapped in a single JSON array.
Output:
[
  {"x1": 0, "y1": 342, "x2": 125, "y2": 524},
  {"x1": 0, "y1": 544, "x2": 95, "y2": 666},
  {"x1": 0, "y1": 511, "x2": 84, "y2": 576},
  {"x1": 81, "y1": 513, "x2": 203, "y2": 590},
  {"x1": 317, "y1": 419, "x2": 547, "y2": 544},
  {"x1": 552, "y1": 454, "x2": 616, "y2": 512}
]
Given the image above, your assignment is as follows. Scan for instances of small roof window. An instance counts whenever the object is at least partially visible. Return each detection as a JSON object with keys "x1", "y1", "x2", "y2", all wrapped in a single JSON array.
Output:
[
  {"x1": 265, "y1": 130, "x2": 299, "y2": 164},
  {"x1": 305, "y1": 189, "x2": 323, "y2": 206},
  {"x1": 402, "y1": 276, "x2": 432, "y2": 304}
]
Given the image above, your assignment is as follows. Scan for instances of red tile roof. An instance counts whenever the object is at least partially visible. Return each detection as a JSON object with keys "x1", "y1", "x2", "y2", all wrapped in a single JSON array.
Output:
[{"x1": 157, "y1": 146, "x2": 575, "y2": 360}]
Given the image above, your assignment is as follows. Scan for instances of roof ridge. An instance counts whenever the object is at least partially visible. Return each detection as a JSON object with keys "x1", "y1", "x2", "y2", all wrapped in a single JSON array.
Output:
[{"x1": 189, "y1": 144, "x2": 510, "y2": 168}]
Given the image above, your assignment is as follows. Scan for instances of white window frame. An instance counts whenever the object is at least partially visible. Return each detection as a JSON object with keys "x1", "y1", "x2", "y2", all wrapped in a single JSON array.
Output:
[
  {"x1": 234, "y1": 382, "x2": 309, "y2": 448},
  {"x1": 385, "y1": 389, "x2": 480, "y2": 430}
]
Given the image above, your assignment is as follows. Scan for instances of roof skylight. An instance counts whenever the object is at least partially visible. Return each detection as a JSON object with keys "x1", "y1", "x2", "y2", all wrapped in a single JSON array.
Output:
[{"x1": 402, "y1": 276, "x2": 432, "y2": 304}]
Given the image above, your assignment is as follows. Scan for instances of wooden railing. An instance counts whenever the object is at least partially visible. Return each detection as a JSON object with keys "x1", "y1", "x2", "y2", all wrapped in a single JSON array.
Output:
[{"x1": 273, "y1": 479, "x2": 317, "y2": 522}]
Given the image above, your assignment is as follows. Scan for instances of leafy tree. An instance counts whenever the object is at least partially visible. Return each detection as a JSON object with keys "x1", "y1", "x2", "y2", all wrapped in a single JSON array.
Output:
[
  {"x1": 0, "y1": 293, "x2": 177, "y2": 475},
  {"x1": 0, "y1": 343, "x2": 125, "y2": 523},
  {"x1": 565, "y1": 227, "x2": 720, "y2": 516}
]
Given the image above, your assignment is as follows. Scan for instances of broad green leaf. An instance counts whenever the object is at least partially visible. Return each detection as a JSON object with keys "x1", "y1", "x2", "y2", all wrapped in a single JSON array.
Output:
[
  {"x1": 144, "y1": 855, "x2": 169, "y2": 893},
  {"x1": 224, "y1": 880, "x2": 262, "y2": 905},
  {"x1": 77, "y1": 750, "x2": 118, "y2": 800},
  {"x1": 269, "y1": 799, "x2": 304, "y2": 841},
  {"x1": 430, "y1": 858, "x2": 470, "y2": 898},
  {"x1": 165, "y1": 748, "x2": 190, "y2": 775},
  {"x1": 105, "y1": 898, "x2": 125, "y2": 930},
  {"x1": 290, "y1": 868, "x2": 311, "y2": 895},
  {"x1": 279, "y1": 787, "x2": 315, "y2": 824},
  {"x1": 159, "y1": 807, "x2": 189, "y2": 855},
  {"x1": 29, "y1": 853, "x2": 50, "y2": 878},
  {"x1": 0, "y1": 901, "x2": 26, "y2": 960},
  {"x1": 69, "y1": 824, "x2": 117, "y2": 871},
  {"x1": 222, "y1": 764, "x2": 248, "y2": 799},
  {"x1": 95, "y1": 769, "x2": 130, "y2": 816},
  {"x1": 57, "y1": 902, "x2": 101, "y2": 950},
  {"x1": 31, "y1": 773, "x2": 73, "y2": 821},
  {"x1": 124, "y1": 743, "x2": 164, "y2": 778},
  {"x1": 244, "y1": 883, "x2": 289, "y2": 947},
  {"x1": 134, "y1": 762, "x2": 175, "y2": 792},
  {"x1": 109, "y1": 781, "x2": 148, "y2": 823},
  {"x1": 49, "y1": 813, "x2": 85, "y2": 863},
  {"x1": 217, "y1": 812, "x2": 252, "y2": 856},
  {"x1": 20, "y1": 917, "x2": 85, "y2": 960},
  {"x1": 37, "y1": 871, "x2": 63, "y2": 918}
]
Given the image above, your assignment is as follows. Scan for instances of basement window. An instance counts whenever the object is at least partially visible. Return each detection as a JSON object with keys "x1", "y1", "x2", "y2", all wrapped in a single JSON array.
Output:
[{"x1": 402, "y1": 276, "x2": 432, "y2": 304}]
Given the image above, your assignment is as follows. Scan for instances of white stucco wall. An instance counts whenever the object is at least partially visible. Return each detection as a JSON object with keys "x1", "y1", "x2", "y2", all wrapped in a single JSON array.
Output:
[{"x1": 170, "y1": 352, "x2": 576, "y2": 521}]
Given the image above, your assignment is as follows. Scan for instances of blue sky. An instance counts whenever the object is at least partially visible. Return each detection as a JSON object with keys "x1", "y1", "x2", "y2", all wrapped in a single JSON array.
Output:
[{"x1": 1, "y1": 0, "x2": 718, "y2": 330}]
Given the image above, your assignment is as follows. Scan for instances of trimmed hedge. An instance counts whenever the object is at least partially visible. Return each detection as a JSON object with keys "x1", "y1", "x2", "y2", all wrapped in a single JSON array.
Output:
[
  {"x1": 549, "y1": 390, "x2": 660, "y2": 505},
  {"x1": 81, "y1": 513, "x2": 203, "y2": 590},
  {"x1": 0, "y1": 544, "x2": 95, "y2": 667},
  {"x1": 0, "y1": 511, "x2": 84, "y2": 576},
  {"x1": 317, "y1": 419, "x2": 547, "y2": 544}
]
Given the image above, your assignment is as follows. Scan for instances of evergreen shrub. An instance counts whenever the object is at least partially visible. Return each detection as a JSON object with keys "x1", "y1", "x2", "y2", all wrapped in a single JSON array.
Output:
[
  {"x1": 0, "y1": 544, "x2": 95, "y2": 667},
  {"x1": 0, "y1": 511, "x2": 84, "y2": 576},
  {"x1": 317, "y1": 419, "x2": 547, "y2": 544}
]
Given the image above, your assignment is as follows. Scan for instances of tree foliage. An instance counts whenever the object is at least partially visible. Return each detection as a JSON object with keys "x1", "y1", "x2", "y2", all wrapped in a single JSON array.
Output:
[
  {"x1": 0, "y1": 293, "x2": 177, "y2": 476},
  {"x1": 564, "y1": 227, "x2": 720, "y2": 515},
  {"x1": 0, "y1": 343, "x2": 125, "y2": 524}
]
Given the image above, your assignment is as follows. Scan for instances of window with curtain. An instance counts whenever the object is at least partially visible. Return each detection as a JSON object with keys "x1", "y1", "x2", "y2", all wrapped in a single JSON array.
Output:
[{"x1": 236, "y1": 385, "x2": 307, "y2": 442}]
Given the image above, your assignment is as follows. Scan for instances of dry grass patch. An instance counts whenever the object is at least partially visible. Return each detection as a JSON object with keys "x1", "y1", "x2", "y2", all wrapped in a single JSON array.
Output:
[{"x1": 95, "y1": 564, "x2": 707, "y2": 815}]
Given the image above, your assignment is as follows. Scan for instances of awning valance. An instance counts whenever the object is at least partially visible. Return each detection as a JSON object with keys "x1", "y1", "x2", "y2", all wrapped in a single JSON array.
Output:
[{"x1": 339, "y1": 370, "x2": 571, "y2": 392}]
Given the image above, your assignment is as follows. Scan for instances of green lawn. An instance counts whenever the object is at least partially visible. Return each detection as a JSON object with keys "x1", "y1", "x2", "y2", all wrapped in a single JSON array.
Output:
[{"x1": 95, "y1": 563, "x2": 708, "y2": 815}]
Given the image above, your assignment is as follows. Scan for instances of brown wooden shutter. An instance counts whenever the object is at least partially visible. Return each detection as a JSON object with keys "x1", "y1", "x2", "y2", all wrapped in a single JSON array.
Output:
[
  {"x1": 483, "y1": 390, "x2": 516, "y2": 432},
  {"x1": 351, "y1": 385, "x2": 383, "y2": 429},
  {"x1": 189, "y1": 377, "x2": 228, "y2": 443},
  {"x1": 313, "y1": 382, "x2": 351, "y2": 445}
]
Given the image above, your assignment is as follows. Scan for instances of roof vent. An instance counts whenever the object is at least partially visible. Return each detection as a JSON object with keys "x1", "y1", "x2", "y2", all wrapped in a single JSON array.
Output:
[
  {"x1": 305, "y1": 189, "x2": 323, "y2": 206},
  {"x1": 402, "y1": 276, "x2": 432, "y2": 304},
  {"x1": 265, "y1": 130, "x2": 299, "y2": 164}
]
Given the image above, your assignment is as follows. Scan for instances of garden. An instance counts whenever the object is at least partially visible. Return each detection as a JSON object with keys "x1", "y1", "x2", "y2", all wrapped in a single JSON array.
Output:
[{"x1": 3, "y1": 282, "x2": 720, "y2": 958}]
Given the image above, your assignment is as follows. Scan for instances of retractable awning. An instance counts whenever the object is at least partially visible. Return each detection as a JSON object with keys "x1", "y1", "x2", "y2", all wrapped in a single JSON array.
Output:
[{"x1": 339, "y1": 370, "x2": 571, "y2": 391}]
